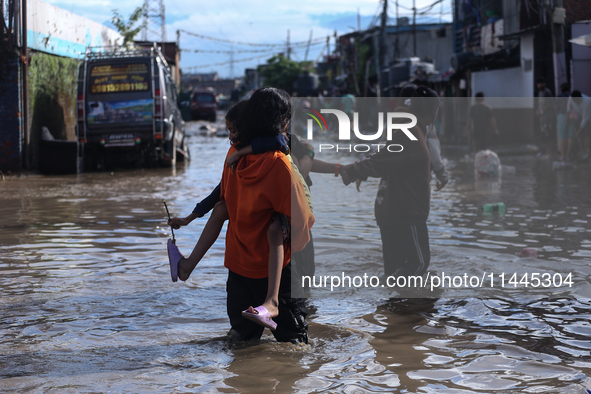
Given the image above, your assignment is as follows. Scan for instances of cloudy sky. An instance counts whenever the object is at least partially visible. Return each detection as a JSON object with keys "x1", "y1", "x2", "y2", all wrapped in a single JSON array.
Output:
[{"x1": 44, "y1": 0, "x2": 452, "y2": 78}]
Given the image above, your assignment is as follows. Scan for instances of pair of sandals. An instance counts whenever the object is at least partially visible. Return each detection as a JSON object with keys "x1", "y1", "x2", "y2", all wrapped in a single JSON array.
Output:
[{"x1": 167, "y1": 239, "x2": 277, "y2": 330}]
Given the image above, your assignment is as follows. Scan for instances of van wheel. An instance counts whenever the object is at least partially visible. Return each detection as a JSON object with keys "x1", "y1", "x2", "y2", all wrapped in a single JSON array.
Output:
[
  {"x1": 178, "y1": 138, "x2": 190, "y2": 162},
  {"x1": 210, "y1": 113, "x2": 216, "y2": 122},
  {"x1": 82, "y1": 150, "x2": 97, "y2": 172},
  {"x1": 161, "y1": 129, "x2": 177, "y2": 168}
]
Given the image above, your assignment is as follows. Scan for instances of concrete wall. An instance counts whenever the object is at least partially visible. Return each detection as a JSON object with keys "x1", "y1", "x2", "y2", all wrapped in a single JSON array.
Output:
[
  {"x1": 384, "y1": 26, "x2": 454, "y2": 73},
  {"x1": 470, "y1": 33, "x2": 535, "y2": 101},
  {"x1": 24, "y1": 0, "x2": 121, "y2": 169},
  {"x1": 27, "y1": 0, "x2": 121, "y2": 58},
  {"x1": 520, "y1": 33, "x2": 535, "y2": 94},
  {"x1": 471, "y1": 67, "x2": 532, "y2": 100},
  {"x1": 2, "y1": 0, "x2": 122, "y2": 172},
  {"x1": 468, "y1": 34, "x2": 536, "y2": 142},
  {"x1": 571, "y1": 22, "x2": 591, "y2": 96}
]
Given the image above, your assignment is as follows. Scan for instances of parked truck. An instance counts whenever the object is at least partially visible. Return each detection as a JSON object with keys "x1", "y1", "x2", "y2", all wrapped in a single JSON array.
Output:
[{"x1": 76, "y1": 45, "x2": 189, "y2": 170}]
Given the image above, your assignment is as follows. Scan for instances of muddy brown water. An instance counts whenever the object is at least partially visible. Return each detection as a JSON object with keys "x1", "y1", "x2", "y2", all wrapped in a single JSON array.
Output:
[{"x1": 1, "y1": 119, "x2": 591, "y2": 393}]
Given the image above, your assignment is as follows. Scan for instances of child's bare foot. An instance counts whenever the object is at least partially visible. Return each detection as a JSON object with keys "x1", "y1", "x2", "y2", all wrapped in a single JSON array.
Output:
[
  {"x1": 178, "y1": 258, "x2": 193, "y2": 282},
  {"x1": 247, "y1": 301, "x2": 279, "y2": 318},
  {"x1": 242, "y1": 304, "x2": 278, "y2": 330}
]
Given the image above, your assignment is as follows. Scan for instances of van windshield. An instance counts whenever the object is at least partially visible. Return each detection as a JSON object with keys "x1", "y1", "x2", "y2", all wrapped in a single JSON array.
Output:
[
  {"x1": 195, "y1": 94, "x2": 214, "y2": 103},
  {"x1": 86, "y1": 61, "x2": 153, "y2": 126}
]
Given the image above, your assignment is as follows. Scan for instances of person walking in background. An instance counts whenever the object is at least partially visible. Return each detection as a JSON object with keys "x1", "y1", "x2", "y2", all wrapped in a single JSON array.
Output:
[
  {"x1": 570, "y1": 90, "x2": 591, "y2": 161},
  {"x1": 340, "y1": 89, "x2": 356, "y2": 133},
  {"x1": 536, "y1": 77, "x2": 556, "y2": 159},
  {"x1": 340, "y1": 89, "x2": 356, "y2": 119},
  {"x1": 464, "y1": 92, "x2": 499, "y2": 152},
  {"x1": 557, "y1": 83, "x2": 574, "y2": 161}
]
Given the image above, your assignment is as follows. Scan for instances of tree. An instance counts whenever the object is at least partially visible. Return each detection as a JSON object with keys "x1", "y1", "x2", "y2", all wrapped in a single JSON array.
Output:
[
  {"x1": 258, "y1": 54, "x2": 303, "y2": 93},
  {"x1": 111, "y1": 6, "x2": 145, "y2": 46}
]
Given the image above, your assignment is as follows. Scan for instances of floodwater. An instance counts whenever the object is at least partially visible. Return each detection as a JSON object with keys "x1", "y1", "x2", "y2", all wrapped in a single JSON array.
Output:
[{"x1": 1, "y1": 117, "x2": 591, "y2": 393}]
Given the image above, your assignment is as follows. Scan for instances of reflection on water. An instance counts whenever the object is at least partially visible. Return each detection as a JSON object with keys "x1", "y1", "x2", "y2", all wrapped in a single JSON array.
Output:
[{"x1": 1, "y1": 121, "x2": 590, "y2": 392}]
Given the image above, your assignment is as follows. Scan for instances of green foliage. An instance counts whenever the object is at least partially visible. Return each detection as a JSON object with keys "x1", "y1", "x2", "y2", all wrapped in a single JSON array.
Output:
[
  {"x1": 28, "y1": 51, "x2": 78, "y2": 105},
  {"x1": 27, "y1": 51, "x2": 79, "y2": 140},
  {"x1": 258, "y1": 54, "x2": 304, "y2": 93},
  {"x1": 300, "y1": 61, "x2": 314, "y2": 72},
  {"x1": 111, "y1": 6, "x2": 145, "y2": 45}
]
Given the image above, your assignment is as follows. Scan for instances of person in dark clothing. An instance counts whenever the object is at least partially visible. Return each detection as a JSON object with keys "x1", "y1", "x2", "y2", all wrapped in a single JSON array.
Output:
[
  {"x1": 340, "y1": 86, "x2": 438, "y2": 277},
  {"x1": 536, "y1": 77, "x2": 557, "y2": 158},
  {"x1": 464, "y1": 92, "x2": 499, "y2": 152},
  {"x1": 283, "y1": 133, "x2": 316, "y2": 286},
  {"x1": 557, "y1": 82, "x2": 573, "y2": 161}
]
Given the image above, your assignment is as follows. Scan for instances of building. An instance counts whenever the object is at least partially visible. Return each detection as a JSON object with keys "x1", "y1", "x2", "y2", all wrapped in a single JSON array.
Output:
[
  {"x1": 448, "y1": 0, "x2": 591, "y2": 143},
  {"x1": 181, "y1": 73, "x2": 240, "y2": 97},
  {"x1": 0, "y1": 0, "x2": 122, "y2": 172},
  {"x1": 338, "y1": 22, "x2": 454, "y2": 97},
  {"x1": 135, "y1": 41, "x2": 181, "y2": 87},
  {"x1": 453, "y1": 0, "x2": 591, "y2": 97}
]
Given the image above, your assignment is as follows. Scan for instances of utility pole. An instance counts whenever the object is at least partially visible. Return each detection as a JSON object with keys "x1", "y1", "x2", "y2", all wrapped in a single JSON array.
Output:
[
  {"x1": 335, "y1": 30, "x2": 342, "y2": 75},
  {"x1": 21, "y1": 0, "x2": 28, "y2": 168},
  {"x1": 286, "y1": 29, "x2": 291, "y2": 60},
  {"x1": 229, "y1": 48, "x2": 235, "y2": 79},
  {"x1": 395, "y1": 0, "x2": 400, "y2": 58},
  {"x1": 357, "y1": 7, "x2": 361, "y2": 31},
  {"x1": 379, "y1": 0, "x2": 387, "y2": 69},
  {"x1": 551, "y1": 0, "x2": 567, "y2": 93},
  {"x1": 413, "y1": 0, "x2": 417, "y2": 57},
  {"x1": 326, "y1": 35, "x2": 331, "y2": 83},
  {"x1": 304, "y1": 29, "x2": 313, "y2": 61},
  {"x1": 142, "y1": 0, "x2": 166, "y2": 42},
  {"x1": 378, "y1": 0, "x2": 387, "y2": 98}
]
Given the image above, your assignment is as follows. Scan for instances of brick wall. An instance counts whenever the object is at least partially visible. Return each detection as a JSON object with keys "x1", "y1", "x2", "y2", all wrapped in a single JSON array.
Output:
[{"x1": 565, "y1": 0, "x2": 591, "y2": 24}]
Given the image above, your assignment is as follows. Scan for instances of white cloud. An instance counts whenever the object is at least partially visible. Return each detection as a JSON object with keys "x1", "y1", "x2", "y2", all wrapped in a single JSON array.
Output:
[{"x1": 41, "y1": 0, "x2": 452, "y2": 77}]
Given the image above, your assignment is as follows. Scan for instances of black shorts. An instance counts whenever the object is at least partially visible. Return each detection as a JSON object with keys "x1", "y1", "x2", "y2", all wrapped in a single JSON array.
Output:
[
  {"x1": 226, "y1": 263, "x2": 308, "y2": 344},
  {"x1": 379, "y1": 222, "x2": 430, "y2": 277},
  {"x1": 473, "y1": 135, "x2": 488, "y2": 151}
]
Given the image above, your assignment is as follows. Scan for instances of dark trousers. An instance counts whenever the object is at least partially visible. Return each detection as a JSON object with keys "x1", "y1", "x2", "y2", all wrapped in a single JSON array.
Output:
[
  {"x1": 226, "y1": 263, "x2": 308, "y2": 344},
  {"x1": 474, "y1": 135, "x2": 488, "y2": 151},
  {"x1": 379, "y1": 222, "x2": 430, "y2": 277},
  {"x1": 291, "y1": 232, "x2": 315, "y2": 296}
]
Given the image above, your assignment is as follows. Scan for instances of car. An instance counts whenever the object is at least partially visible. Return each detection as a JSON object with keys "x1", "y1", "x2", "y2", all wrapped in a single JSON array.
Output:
[
  {"x1": 191, "y1": 90, "x2": 218, "y2": 122},
  {"x1": 217, "y1": 96, "x2": 233, "y2": 111},
  {"x1": 76, "y1": 44, "x2": 189, "y2": 170}
]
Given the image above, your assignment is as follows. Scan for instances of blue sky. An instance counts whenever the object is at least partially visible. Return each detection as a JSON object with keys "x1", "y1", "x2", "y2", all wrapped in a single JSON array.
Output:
[{"x1": 44, "y1": 0, "x2": 452, "y2": 78}]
